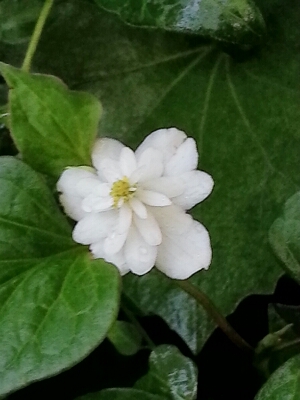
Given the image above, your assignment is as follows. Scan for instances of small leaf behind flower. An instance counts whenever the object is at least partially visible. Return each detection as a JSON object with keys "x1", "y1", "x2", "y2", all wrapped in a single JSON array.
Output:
[
  {"x1": 135, "y1": 345, "x2": 197, "y2": 400},
  {"x1": 254, "y1": 354, "x2": 300, "y2": 399},
  {"x1": 0, "y1": 63, "x2": 102, "y2": 178},
  {"x1": 0, "y1": 157, "x2": 120, "y2": 395}
]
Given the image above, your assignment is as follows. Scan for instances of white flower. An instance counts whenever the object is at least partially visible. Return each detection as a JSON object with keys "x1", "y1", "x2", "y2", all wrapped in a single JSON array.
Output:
[{"x1": 57, "y1": 128, "x2": 214, "y2": 279}]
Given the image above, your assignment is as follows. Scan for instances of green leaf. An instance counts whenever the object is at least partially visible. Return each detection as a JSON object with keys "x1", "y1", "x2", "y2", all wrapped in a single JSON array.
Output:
[
  {"x1": 77, "y1": 388, "x2": 165, "y2": 400},
  {"x1": 107, "y1": 320, "x2": 143, "y2": 355},
  {"x1": 135, "y1": 345, "x2": 197, "y2": 399},
  {"x1": 0, "y1": 157, "x2": 120, "y2": 395},
  {"x1": 5, "y1": 0, "x2": 300, "y2": 353},
  {"x1": 269, "y1": 192, "x2": 300, "y2": 284},
  {"x1": 255, "y1": 354, "x2": 300, "y2": 400},
  {"x1": 0, "y1": 0, "x2": 44, "y2": 45},
  {"x1": 93, "y1": 0, "x2": 265, "y2": 45},
  {"x1": 0, "y1": 63, "x2": 102, "y2": 178}
]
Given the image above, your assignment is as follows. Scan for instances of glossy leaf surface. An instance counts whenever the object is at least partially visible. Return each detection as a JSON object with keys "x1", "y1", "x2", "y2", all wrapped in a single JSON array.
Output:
[
  {"x1": 93, "y1": 0, "x2": 265, "y2": 45},
  {"x1": 0, "y1": 63, "x2": 101, "y2": 178},
  {"x1": 135, "y1": 345, "x2": 197, "y2": 399},
  {"x1": 0, "y1": 157, "x2": 120, "y2": 395}
]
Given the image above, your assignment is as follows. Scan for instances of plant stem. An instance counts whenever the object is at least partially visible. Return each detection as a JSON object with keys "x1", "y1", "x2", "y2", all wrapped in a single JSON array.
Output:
[
  {"x1": 121, "y1": 303, "x2": 155, "y2": 350},
  {"x1": 176, "y1": 279, "x2": 254, "y2": 354},
  {"x1": 22, "y1": 0, "x2": 54, "y2": 72}
]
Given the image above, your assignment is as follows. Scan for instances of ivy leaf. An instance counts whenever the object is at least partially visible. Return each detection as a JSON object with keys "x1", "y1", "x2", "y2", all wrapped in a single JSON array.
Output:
[
  {"x1": 77, "y1": 388, "x2": 165, "y2": 400},
  {"x1": 107, "y1": 320, "x2": 143, "y2": 355},
  {"x1": 135, "y1": 345, "x2": 197, "y2": 399},
  {"x1": 0, "y1": 63, "x2": 101, "y2": 178},
  {"x1": 0, "y1": 157, "x2": 120, "y2": 395},
  {"x1": 269, "y1": 192, "x2": 300, "y2": 284},
  {"x1": 255, "y1": 354, "x2": 300, "y2": 400},
  {"x1": 93, "y1": 0, "x2": 265, "y2": 45},
  {"x1": 5, "y1": 0, "x2": 300, "y2": 353}
]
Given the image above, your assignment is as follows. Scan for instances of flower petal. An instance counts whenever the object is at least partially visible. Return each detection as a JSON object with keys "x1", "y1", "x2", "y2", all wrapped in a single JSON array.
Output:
[
  {"x1": 135, "y1": 147, "x2": 164, "y2": 181},
  {"x1": 57, "y1": 167, "x2": 97, "y2": 196},
  {"x1": 136, "y1": 189, "x2": 171, "y2": 206},
  {"x1": 92, "y1": 138, "x2": 124, "y2": 171},
  {"x1": 129, "y1": 197, "x2": 148, "y2": 219},
  {"x1": 150, "y1": 204, "x2": 193, "y2": 234},
  {"x1": 81, "y1": 194, "x2": 113, "y2": 212},
  {"x1": 117, "y1": 204, "x2": 133, "y2": 233},
  {"x1": 76, "y1": 179, "x2": 109, "y2": 197},
  {"x1": 120, "y1": 147, "x2": 137, "y2": 177},
  {"x1": 104, "y1": 231, "x2": 128, "y2": 255},
  {"x1": 165, "y1": 138, "x2": 198, "y2": 176},
  {"x1": 91, "y1": 241, "x2": 130, "y2": 275},
  {"x1": 124, "y1": 226, "x2": 157, "y2": 275},
  {"x1": 135, "y1": 127, "x2": 186, "y2": 165},
  {"x1": 156, "y1": 220, "x2": 212, "y2": 279},
  {"x1": 73, "y1": 211, "x2": 118, "y2": 244},
  {"x1": 100, "y1": 158, "x2": 122, "y2": 183},
  {"x1": 93, "y1": 183, "x2": 111, "y2": 197},
  {"x1": 142, "y1": 176, "x2": 184, "y2": 198},
  {"x1": 103, "y1": 205, "x2": 132, "y2": 254},
  {"x1": 90, "y1": 238, "x2": 105, "y2": 258},
  {"x1": 133, "y1": 211, "x2": 162, "y2": 246},
  {"x1": 107, "y1": 251, "x2": 130, "y2": 276},
  {"x1": 172, "y1": 170, "x2": 214, "y2": 210},
  {"x1": 59, "y1": 194, "x2": 87, "y2": 221}
]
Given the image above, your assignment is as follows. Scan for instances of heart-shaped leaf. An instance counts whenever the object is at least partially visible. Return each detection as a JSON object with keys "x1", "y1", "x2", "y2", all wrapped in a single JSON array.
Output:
[
  {"x1": 0, "y1": 157, "x2": 120, "y2": 395},
  {"x1": 0, "y1": 63, "x2": 102, "y2": 178},
  {"x1": 93, "y1": 0, "x2": 265, "y2": 45}
]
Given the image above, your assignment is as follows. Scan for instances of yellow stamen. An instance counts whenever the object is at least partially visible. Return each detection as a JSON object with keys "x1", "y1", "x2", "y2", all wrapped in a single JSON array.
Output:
[{"x1": 110, "y1": 177, "x2": 136, "y2": 208}]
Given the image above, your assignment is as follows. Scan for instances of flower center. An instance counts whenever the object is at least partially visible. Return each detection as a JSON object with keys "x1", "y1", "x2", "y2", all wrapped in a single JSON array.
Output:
[{"x1": 110, "y1": 177, "x2": 136, "y2": 207}]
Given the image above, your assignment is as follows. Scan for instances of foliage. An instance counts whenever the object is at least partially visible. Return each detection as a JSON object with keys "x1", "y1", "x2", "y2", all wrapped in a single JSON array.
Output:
[
  {"x1": 255, "y1": 355, "x2": 300, "y2": 399},
  {"x1": 0, "y1": 0, "x2": 299, "y2": 398},
  {"x1": 93, "y1": 0, "x2": 266, "y2": 45}
]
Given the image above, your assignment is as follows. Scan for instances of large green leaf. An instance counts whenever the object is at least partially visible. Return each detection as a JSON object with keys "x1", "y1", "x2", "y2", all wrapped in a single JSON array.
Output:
[
  {"x1": 255, "y1": 354, "x2": 300, "y2": 400},
  {"x1": 135, "y1": 345, "x2": 197, "y2": 399},
  {"x1": 269, "y1": 192, "x2": 300, "y2": 284},
  {"x1": 4, "y1": 0, "x2": 300, "y2": 353},
  {"x1": 0, "y1": 157, "x2": 120, "y2": 395},
  {"x1": 93, "y1": 0, "x2": 265, "y2": 45},
  {"x1": 0, "y1": 63, "x2": 102, "y2": 178},
  {"x1": 77, "y1": 388, "x2": 165, "y2": 400}
]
